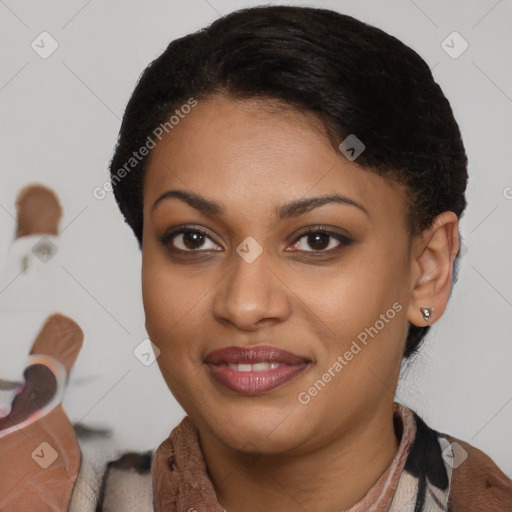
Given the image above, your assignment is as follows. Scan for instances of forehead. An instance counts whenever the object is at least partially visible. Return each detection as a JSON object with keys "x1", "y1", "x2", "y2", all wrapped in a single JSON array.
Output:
[{"x1": 143, "y1": 96, "x2": 408, "y2": 230}]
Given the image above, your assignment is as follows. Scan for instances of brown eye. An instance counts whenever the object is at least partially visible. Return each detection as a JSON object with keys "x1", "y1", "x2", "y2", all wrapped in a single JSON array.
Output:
[
  {"x1": 288, "y1": 228, "x2": 353, "y2": 254},
  {"x1": 305, "y1": 232, "x2": 331, "y2": 250},
  {"x1": 180, "y1": 231, "x2": 206, "y2": 250},
  {"x1": 159, "y1": 228, "x2": 222, "y2": 253}
]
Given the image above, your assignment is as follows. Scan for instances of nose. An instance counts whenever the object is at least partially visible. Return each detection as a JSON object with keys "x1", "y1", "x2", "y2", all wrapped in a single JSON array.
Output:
[{"x1": 212, "y1": 249, "x2": 292, "y2": 331}]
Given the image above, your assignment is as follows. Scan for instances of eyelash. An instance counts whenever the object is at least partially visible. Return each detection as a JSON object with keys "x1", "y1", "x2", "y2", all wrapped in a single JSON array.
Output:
[{"x1": 158, "y1": 225, "x2": 353, "y2": 258}]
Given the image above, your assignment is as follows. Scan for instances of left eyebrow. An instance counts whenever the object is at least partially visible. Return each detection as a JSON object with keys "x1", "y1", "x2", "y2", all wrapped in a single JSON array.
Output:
[
  {"x1": 276, "y1": 193, "x2": 369, "y2": 220},
  {"x1": 151, "y1": 189, "x2": 369, "y2": 219}
]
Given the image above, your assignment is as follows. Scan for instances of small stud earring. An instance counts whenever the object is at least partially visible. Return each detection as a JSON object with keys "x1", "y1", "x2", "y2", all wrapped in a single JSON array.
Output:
[{"x1": 420, "y1": 307, "x2": 434, "y2": 323}]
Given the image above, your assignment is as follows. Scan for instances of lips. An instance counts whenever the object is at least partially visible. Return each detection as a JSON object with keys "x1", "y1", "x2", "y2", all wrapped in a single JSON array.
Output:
[{"x1": 204, "y1": 345, "x2": 311, "y2": 395}]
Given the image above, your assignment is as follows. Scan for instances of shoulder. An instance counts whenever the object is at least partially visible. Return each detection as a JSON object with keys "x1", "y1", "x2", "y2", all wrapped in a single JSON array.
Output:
[
  {"x1": 407, "y1": 409, "x2": 512, "y2": 512},
  {"x1": 443, "y1": 434, "x2": 512, "y2": 512}
]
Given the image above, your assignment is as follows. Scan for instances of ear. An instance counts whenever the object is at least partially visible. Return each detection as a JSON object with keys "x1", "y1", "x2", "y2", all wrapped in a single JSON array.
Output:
[{"x1": 407, "y1": 212, "x2": 460, "y2": 327}]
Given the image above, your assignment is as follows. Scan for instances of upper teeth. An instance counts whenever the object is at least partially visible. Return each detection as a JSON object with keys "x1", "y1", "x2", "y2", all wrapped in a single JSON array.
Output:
[{"x1": 228, "y1": 362, "x2": 281, "y2": 372}]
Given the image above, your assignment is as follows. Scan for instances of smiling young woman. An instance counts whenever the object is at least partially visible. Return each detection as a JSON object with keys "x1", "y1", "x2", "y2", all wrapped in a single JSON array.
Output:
[{"x1": 106, "y1": 5, "x2": 511, "y2": 512}]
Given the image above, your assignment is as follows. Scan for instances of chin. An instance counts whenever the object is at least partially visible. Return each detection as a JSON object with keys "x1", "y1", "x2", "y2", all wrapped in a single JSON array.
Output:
[{"x1": 199, "y1": 399, "x2": 310, "y2": 454}]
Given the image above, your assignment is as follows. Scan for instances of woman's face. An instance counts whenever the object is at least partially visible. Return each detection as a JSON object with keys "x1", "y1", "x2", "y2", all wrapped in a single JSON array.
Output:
[{"x1": 142, "y1": 95, "x2": 417, "y2": 454}]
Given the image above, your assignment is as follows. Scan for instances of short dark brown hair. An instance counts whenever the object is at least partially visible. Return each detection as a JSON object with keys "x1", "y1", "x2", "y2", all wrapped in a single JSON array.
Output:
[{"x1": 109, "y1": 5, "x2": 468, "y2": 358}]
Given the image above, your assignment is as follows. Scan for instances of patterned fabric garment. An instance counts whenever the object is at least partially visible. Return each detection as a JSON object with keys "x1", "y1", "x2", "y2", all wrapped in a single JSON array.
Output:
[
  {"x1": 92, "y1": 403, "x2": 512, "y2": 511},
  {"x1": 148, "y1": 404, "x2": 452, "y2": 512}
]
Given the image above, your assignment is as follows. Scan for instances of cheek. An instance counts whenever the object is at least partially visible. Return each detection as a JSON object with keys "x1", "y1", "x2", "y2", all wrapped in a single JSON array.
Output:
[
  {"x1": 305, "y1": 254, "x2": 402, "y2": 335},
  {"x1": 141, "y1": 251, "x2": 209, "y2": 366},
  {"x1": 141, "y1": 250, "x2": 183, "y2": 350},
  {"x1": 141, "y1": 260, "x2": 201, "y2": 400},
  {"x1": 141, "y1": 260, "x2": 167, "y2": 340},
  {"x1": 301, "y1": 243, "x2": 409, "y2": 382}
]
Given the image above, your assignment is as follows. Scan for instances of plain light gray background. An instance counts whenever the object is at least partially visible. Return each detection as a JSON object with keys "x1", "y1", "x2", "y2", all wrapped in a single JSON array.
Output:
[{"x1": 0, "y1": 0, "x2": 511, "y2": 476}]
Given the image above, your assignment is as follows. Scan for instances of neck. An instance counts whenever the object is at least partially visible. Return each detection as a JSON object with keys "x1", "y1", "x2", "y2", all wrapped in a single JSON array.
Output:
[{"x1": 198, "y1": 399, "x2": 400, "y2": 512}]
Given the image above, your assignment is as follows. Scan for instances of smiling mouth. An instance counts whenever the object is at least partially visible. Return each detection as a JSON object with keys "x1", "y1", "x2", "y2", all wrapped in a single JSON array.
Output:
[{"x1": 204, "y1": 345, "x2": 311, "y2": 395}]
